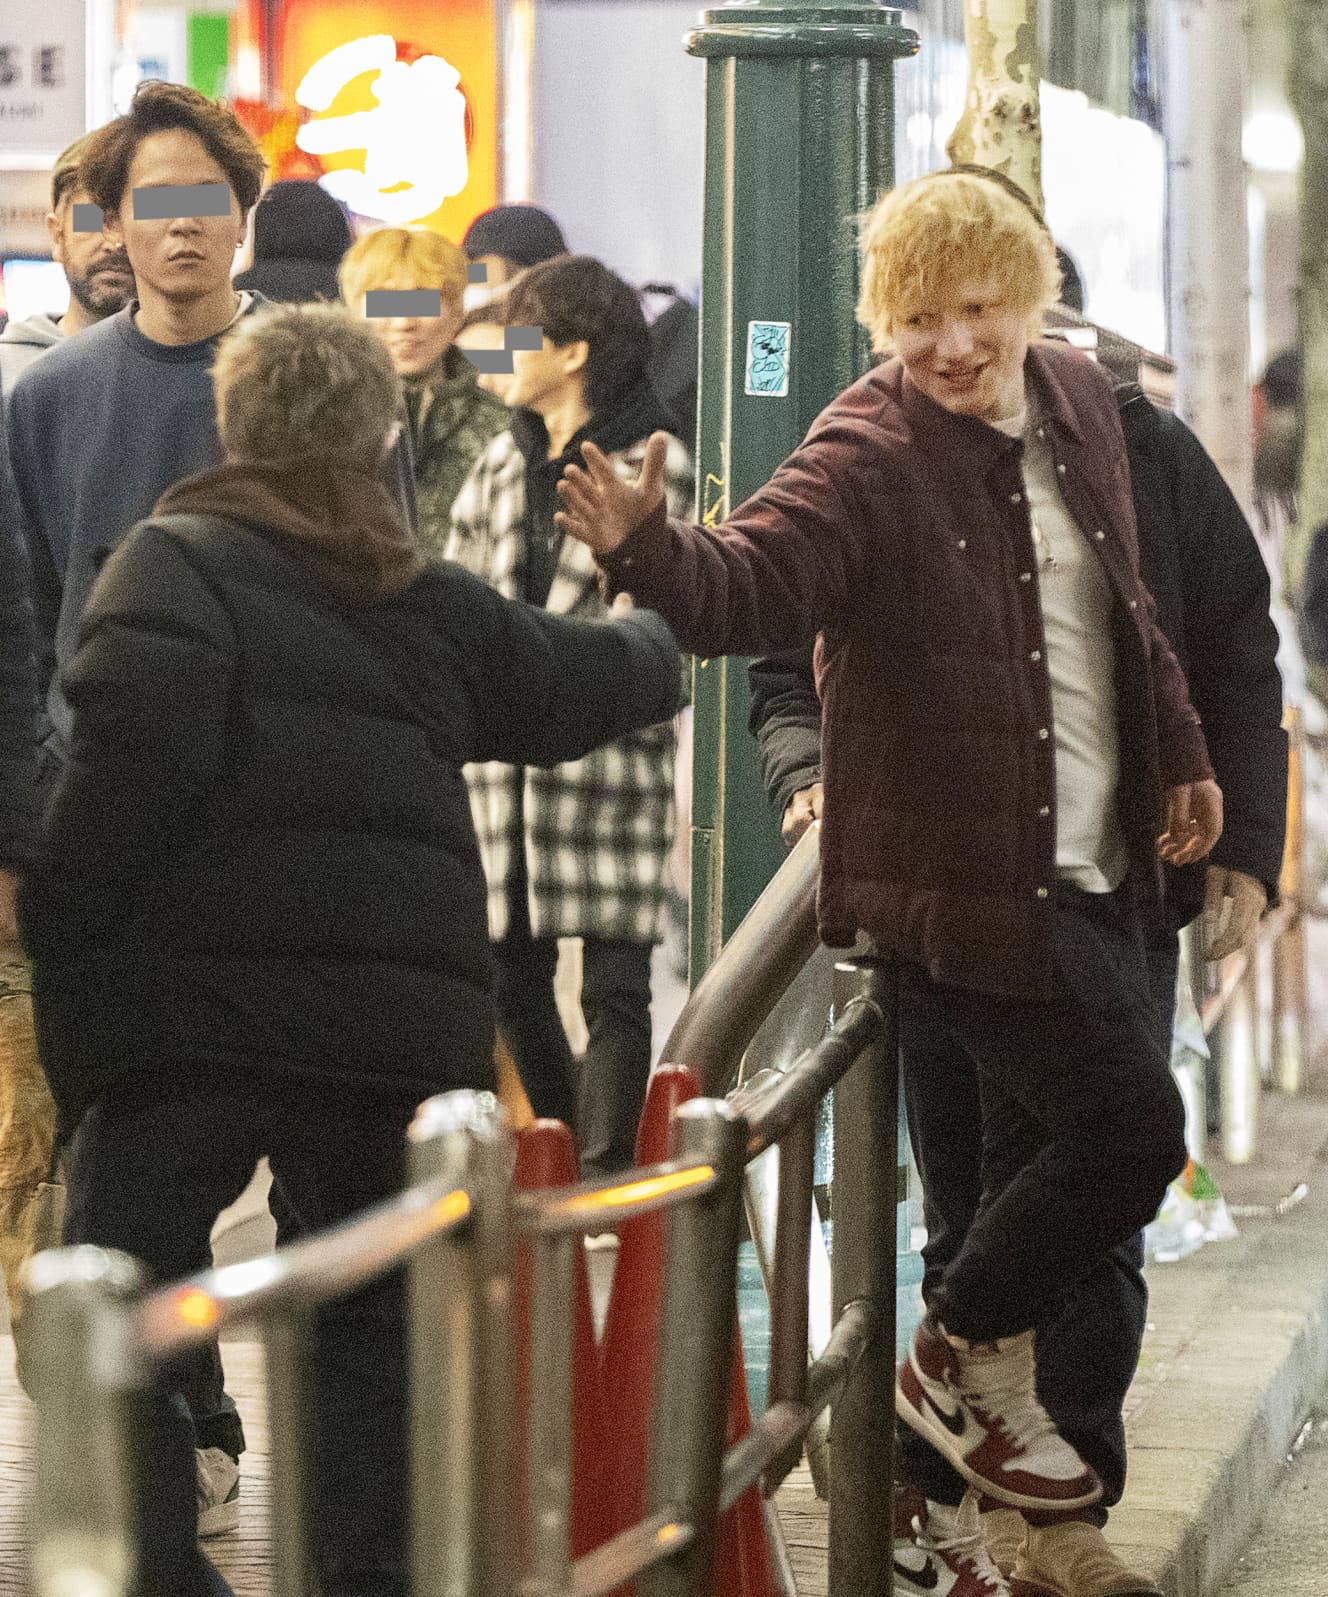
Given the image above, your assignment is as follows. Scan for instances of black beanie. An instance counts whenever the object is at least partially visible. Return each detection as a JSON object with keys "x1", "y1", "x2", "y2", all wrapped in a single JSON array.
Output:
[{"x1": 461, "y1": 204, "x2": 567, "y2": 269}]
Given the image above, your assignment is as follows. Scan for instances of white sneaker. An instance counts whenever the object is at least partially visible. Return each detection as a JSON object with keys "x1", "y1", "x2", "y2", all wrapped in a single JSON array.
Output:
[
  {"x1": 895, "y1": 1494, "x2": 1011, "y2": 1597},
  {"x1": 196, "y1": 1446, "x2": 240, "y2": 1538},
  {"x1": 896, "y1": 1317, "x2": 1101, "y2": 1513}
]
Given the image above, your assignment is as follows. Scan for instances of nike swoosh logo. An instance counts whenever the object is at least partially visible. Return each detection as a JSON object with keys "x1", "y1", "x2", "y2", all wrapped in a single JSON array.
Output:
[
  {"x1": 921, "y1": 1382, "x2": 969, "y2": 1438},
  {"x1": 894, "y1": 1555, "x2": 940, "y2": 1591}
]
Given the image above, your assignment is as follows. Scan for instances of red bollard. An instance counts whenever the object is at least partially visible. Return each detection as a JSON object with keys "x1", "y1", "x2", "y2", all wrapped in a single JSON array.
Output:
[
  {"x1": 513, "y1": 1119, "x2": 614, "y2": 1559},
  {"x1": 599, "y1": 1065, "x2": 777, "y2": 1596}
]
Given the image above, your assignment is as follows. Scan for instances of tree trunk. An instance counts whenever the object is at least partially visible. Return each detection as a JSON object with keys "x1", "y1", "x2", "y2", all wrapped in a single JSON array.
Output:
[
  {"x1": 1289, "y1": 0, "x2": 1328, "y2": 553},
  {"x1": 1161, "y1": 0, "x2": 1254, "y2": 512},
  {"x1": 946, "y1": 0, "x2": 1045, "y2": 211}
]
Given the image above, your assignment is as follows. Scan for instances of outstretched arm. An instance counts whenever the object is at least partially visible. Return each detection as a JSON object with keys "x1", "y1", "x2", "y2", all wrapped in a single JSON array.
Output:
[{"x1": 556, "y1": 419, "x2": 872, "y2": 658}]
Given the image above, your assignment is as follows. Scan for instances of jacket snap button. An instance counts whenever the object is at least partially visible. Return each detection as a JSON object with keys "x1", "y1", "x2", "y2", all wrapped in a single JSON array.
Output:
[
  {"x1": 1019, "y1": 571, "x2": 1032, "y2": 583},
  {"x1": 1056, "y1": 463, "x2": 1067, "y2": 476},
  {"x1": 1095, "y1": 530, "x2": 1106, "y2": 541},
  {"x1": 1036, "y1": 428, "x2": 1046, "y2": 440},
  {"x1": 1037, "y1": 727, "x2": 1049, "y2": 739},
  {"x1": 1010, "y1": 492, "x2": 1023, "y2": 504},
  {"x1": 957, "y1": 538, "x2": 967, "y2": 550},
  {"x1": 1129, "y1": 599, "x2": 1138, "y2": 610},
  {"x1": 1036, "y1": 886, "x2": 1049, "y2": 899},
  {"x1": 1030, "y1": 650, "x2": 1041, "y2": 662},
  {"x1": 1038, "y1": 805, "x2": 1050, "y2": 817}
]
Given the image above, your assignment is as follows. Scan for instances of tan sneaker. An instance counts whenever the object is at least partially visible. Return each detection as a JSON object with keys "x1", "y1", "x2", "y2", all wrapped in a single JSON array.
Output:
[
  {"x1": 196, "y1": 1445, "x2": 240, "y2": 1538},
  {"x1": 981, "y1": 1507, "x2": 1026, "y2": 1578},
  {"x1": 1011, "y1": 1520, "x2": 1161, "y2": 1597}
]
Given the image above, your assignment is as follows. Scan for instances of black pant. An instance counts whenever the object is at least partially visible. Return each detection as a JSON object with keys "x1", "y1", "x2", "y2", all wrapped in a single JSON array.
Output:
[
  {"x1": 63, "y1": 1076, "x2": 417, "y2": 1597},
  {"x1": 897, "y1": 886, "x2": 1186, "y2": 1519},
  {"x1": 492, "y1": 891, "x2": 654, "y2": 1181}
]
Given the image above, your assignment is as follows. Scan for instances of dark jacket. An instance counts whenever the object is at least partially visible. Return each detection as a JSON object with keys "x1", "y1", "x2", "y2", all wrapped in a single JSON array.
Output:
[
  {"x1": 750, "y1": 385, "x2": 1287, "y2": 931},
  {"x1": 407, "y1": 347, "x2": 509, "y2": 560},
  {"x1": 0, "y1": 389, "x2": 37, "y2": 872},
  {"x1": 19, "y1": 476, "x2": 680, "y2": 1126},
  {"x1": 598, "y1": 344, "x2": 1212, "y2": 999}
]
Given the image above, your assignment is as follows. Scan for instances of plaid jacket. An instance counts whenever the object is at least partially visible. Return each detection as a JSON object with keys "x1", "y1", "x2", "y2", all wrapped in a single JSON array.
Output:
[{"x1": 446, "y1": 427, "x2": 693, "y2": 943}]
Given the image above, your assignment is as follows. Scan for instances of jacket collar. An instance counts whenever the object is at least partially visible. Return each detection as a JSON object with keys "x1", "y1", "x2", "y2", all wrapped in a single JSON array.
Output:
[{"x1": 889, "y1": 342, "x2": 1088, "y2": 468}]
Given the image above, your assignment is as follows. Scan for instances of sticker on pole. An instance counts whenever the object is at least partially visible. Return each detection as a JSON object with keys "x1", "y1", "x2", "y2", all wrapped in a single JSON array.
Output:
[{"x1": 745, "y1": 321, "x2": 791, "y2": 398}]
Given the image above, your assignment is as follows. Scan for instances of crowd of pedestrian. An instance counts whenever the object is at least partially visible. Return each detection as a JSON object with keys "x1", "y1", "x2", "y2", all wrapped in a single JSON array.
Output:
[{"x1": 0, "y1": 75, "x2": 1295, "y2": 1597}]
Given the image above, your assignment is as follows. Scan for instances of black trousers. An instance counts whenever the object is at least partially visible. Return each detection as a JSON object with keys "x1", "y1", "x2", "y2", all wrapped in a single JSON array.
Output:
[
  {"x1": 896, "y1": 885, "x2": 1187, "y2": 1522},
  {"x1": 63, "y1": 1076, "x2": 417, "y2": 1597},
  {"x1": 492, "y1": 888, "x2": 654, "y2": 1181}
]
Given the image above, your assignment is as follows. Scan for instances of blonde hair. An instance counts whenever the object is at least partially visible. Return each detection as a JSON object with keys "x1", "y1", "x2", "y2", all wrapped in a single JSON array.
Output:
[
  {"x1": 212, "y1": 302, "x2": 401, "y2": 470},
  {"x1": 855, "y1": 172, "x2": 1062, "y2": 354},
  {"x1": 338, "y1": 226, "x2": 469, "y2": 312}
]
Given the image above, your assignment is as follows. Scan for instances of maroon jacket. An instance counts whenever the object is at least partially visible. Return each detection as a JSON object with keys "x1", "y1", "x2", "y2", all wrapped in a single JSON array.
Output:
[{"x1": 601, "y1": 343, "x2": 1215, "y2": 999}]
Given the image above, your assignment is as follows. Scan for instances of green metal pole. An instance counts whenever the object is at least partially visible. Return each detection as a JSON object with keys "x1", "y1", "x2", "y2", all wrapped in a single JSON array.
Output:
[{"x1": 684, "y1": 2, "x2": 919, "y2": 981}]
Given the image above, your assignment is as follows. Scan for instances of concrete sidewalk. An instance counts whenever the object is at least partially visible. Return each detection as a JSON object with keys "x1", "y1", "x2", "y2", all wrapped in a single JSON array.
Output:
[{"x1": 1104, "y1": 1084, "x2": 1328, "y2": 1597}]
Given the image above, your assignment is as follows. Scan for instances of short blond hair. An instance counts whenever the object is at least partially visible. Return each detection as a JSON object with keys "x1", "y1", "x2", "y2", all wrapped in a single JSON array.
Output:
[
  {"x1": 212, "y1": 302, "x2": 400, "y2": 469},
  {"x1": 855, "y1": 172, "x2": 1061, "y2": 353},
  {"x1": 338, "y1": 226, "x2": 469, "y2": 312}
]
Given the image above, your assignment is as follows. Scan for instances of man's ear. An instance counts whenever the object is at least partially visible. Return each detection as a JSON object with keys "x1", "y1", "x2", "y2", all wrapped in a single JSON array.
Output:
[
  {"x1": 561, "y1": 338, "x2": 590, "y2": 377},
  {"x1": 44, "y1": 209, "x2": 66, "y2": 266}
]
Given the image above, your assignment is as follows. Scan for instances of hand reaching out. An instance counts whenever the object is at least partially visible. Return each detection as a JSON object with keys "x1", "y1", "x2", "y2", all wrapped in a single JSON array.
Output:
[{"x1": 555, "y1": 430, "x2": 671, "y2": 558}]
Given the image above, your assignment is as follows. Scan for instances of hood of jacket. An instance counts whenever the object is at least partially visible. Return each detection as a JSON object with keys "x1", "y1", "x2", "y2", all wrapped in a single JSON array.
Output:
[
  {"x1": 0, "y1": 311, "x2": 63, "y2": 351},
  {"x1": 153, "y1": 457, "x2": 422, "y2": 603},
  {"x1": 0, "y1": 312, "x2": 63, "y2": 388}
]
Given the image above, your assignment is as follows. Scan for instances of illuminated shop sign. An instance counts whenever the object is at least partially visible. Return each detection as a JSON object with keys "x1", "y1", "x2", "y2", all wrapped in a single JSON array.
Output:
[
  {"x1": 278, "y1": 0, "x2": 498, "y2": 239},
  {"x1": 295, "y1": 35, "x2": 468, "y2": 225}
]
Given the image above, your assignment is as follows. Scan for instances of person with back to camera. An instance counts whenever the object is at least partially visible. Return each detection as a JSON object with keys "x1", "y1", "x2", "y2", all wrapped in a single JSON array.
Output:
[
  {"x1": 556, "y1": 170, "x2": 1223, "y2": 1589},
  {"x1": 232, "y1": 177, "x2": 352, "y2": 303},
  {"x1": 18, "y1": 301, "x2": 681, "y2": 1597}
]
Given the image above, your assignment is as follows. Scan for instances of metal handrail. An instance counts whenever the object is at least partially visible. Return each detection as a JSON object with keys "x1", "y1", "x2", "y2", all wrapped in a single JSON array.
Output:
[
  {"x1": 135, "y1": 1177, "x2": 472, "y2": 1360},
  {"x1": 660, "y1": 821, "x2": 823, "y2": 1094},
  {"x1": 23, "y1": 832, "x2": 898, "y2": 1597}
]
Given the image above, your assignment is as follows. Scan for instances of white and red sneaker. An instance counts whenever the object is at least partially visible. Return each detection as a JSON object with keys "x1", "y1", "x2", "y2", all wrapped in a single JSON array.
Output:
[
  {"x1": 896, "y1": 1316, "x2": 1102, "y2": 1514},
  {"x1": 895, "y1": 1493, "x2": 1012, "y2": 1597}
]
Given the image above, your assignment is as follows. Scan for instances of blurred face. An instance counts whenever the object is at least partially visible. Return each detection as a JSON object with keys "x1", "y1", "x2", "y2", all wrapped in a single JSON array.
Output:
[
  {"x1": 115, "y1": 128, "x2": 247, "y2": 306},
  {"x1": 47, "y1": 186, "x2": 135, "y2": 318},
  {"x1": 502, "y1": 334, "x2": 586, "y2": 416},
  {"x1": 452, "y1": 317, "x2": 512, "y2": 399},
  {"x1": 362, "y1": 278, "x2": 464, "y2": 378},
  {"x1": 889, "y1": 276, "x2": 1032, "y2": 423}
]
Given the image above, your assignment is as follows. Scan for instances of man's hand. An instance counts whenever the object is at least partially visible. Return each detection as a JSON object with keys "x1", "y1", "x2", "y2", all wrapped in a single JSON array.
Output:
[
  {"x1": 782, "y1": 782, "x2": 823, "y2": 848},
  {"x1": 610, "y1": 591, "x2": 635, "y2": 618},
  {"x1": 0, "y1": 869, "x2": 19, "y2": 948},
  {"x1": 555, "y1": 430, "x2": 670, "y2": 558},
  {"x1": 1202, "y1": 866, "x2": 1267, "y2": 962},
  {"x1": 1158, "y1": 779, "x2": 1223, "y2": 868}
]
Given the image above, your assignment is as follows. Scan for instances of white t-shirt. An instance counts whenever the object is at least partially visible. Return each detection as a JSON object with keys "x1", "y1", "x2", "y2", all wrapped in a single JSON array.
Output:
[{"x1": 995, "y1": 396, "x2": 1130, "y2": 892}]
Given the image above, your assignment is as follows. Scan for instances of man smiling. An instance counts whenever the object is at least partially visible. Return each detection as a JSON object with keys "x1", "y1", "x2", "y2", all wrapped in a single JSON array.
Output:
[{"x1": 557, "y1": 171, "x2": 1223, "y2": 1594}]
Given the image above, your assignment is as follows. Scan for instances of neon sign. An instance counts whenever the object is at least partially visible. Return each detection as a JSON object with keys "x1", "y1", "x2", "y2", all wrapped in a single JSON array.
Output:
[{"x1": 294, "y1": 34, "x2": 469, "y2": 225}]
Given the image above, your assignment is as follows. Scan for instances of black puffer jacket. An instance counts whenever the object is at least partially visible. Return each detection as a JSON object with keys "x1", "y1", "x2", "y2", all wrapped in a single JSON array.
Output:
[
  {"x1": 21, "y1": 512, "x2": 680, "y2": 1126},
  {"x1": 749, "y1": 387, "x2": 1287, "y2": 931}
]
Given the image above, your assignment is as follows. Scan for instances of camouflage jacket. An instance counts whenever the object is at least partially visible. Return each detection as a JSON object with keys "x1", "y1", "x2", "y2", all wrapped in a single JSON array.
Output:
[{"x1": 407, "y1": 349, "x2": 510, "y2": 559}]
